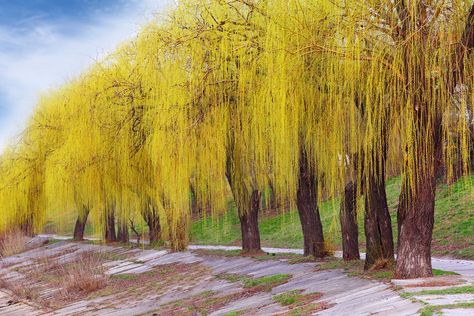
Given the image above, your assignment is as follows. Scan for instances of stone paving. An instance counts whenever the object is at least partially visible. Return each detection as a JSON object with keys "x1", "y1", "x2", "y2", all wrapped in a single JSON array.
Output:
[{"x1": 0, "y1": 238, "x2": 472, "y2": 315}]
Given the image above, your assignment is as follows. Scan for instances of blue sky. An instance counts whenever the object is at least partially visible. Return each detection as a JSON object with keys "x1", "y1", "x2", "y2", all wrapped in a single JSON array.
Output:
[{"x1": 0, "y1": 0, "x2": 171, "y2": 151}]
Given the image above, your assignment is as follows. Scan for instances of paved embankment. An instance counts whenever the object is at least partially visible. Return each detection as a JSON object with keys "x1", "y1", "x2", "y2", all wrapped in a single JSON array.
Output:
[
  {"x1": 0, "y1": 239, "x2": 422, "y2": 315},
  {"x1": 0, "y1": 237, "x2": 472, "y2": 315}
]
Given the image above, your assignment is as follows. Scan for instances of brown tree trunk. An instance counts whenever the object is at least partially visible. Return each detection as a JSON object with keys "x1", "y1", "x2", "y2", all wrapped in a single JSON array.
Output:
[
  {"x1": 396, "y1": 170, "x2": 437, "y2": 278},
  {"x1": 117, "y1": 219, "x2": 129, "y2": 243},
  {"x1": 226, "y1": 148, "x2": 262, "y2": 254},
  {"x1": 73, "y1": 206, "x2": 90, "y2": 241},
  {"x1": 190, "y1": 184, "x2": 201, "y2": 216},
  {"x1": 394, "y1": 3, "x2": 474, "y2": 279},
  {"x1": 296, "y1": 148, "x2": 326, "y2": 258},
  {"x1": 20, "y1": 214, "x2": 34, "y2": 237},
  {"x1": 105, "y1": 209, "x2": 117, "y2": 243},
  {"x1": 340, "y1": 181, "x2": 360, "y2": 261},
  {"x1": 144, "y1": 205, "x2": 161, "y2": 246},
  {"x1": 239, "y1": 189, "x2": 261, "y2": 253},
  {"x1": 364, "y1": 171, "x2": 394, "y2": 269}
]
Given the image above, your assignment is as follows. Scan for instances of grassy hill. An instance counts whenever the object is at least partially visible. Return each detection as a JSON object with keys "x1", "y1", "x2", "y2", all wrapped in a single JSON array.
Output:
[{"x1": 190, "y1": 176, "x2": 474, "y2": 260}]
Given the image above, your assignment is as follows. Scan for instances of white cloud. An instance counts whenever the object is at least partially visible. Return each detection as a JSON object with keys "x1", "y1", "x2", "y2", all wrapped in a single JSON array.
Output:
[{"x1": 0, "y1": 0, "x2": 173, "y2": 151}]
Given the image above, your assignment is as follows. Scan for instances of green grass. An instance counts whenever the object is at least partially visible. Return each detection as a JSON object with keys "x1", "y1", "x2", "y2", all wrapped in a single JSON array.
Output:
[
  {"x1": 432, "y1": 269, "x2": 459, "y2": 276},
  {"x1": 419, "y1": 302, "x2": 474, "y2": 316},
  {"x1": 273, "y1": 290, "x2": 302, "y2": 306},
  {"x1": 242, "y1": 274, "x2": 291, "y2": 288},
  {"x1": 112, "y1": 274, "x2": 138, "y2": 281},
  {"x1": 413, "y1": 285, "x2": 474, "y2": 296},
  {"x1": 402, "y1": 285, "x2": 474, "y2": 299},
  {"x1": 193, "y1": 248, "x2": 315, "y2": 263},
  {"x1": 216, "y1": 273, "x2": 291, "y2": 291},
  {"x1": 190, "y1": 176, "x2": 474, "y2": 259}
]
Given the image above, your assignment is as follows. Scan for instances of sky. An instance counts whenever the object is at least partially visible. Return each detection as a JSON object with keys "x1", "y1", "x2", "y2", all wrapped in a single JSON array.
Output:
[{"x1": 0, "y1": 0, "x2": 172, "y2": 152}]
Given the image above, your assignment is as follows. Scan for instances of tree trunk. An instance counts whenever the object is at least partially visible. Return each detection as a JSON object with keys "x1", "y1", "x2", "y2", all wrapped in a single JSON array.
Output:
[
  {"x1": 73, "y1": 206, "x2": 90, "y2": 241},
  {"x1": 296, "y1": 148, "x2": 326, "y2": 258},
  {"x1": 364, "y1": 171, "x2": 394, "y2": 269},
  {"x1": 393, "y1": 0, "x2": 474, "y2": 280},
  {"x1": 239, "y1": 189, "x2": 261, "y2": 253},
  {"x1": 396, "y1": 171, "x2": 436, "y2": 278},
  {"x1": 105, "y1": 209, "x2": 117, "y2": 243},
  {"x1": 20, "y1": 214, "x2": 34, "y2": 237},
  {"x1": 340, "y1": 181, "x2": 360, "y2": 261},
  {"x1": 117, "y1": 219, "x2": 129, "y2": 243},
  {"x1": 190, "y1": 184, "x2": 201, "y2": 216},
  {"x1": 226, "y1": 148, "x2": 262, "y2": 254},
  {"x1": 144, "y1": 206, "x2": 161, "y2": 246}
]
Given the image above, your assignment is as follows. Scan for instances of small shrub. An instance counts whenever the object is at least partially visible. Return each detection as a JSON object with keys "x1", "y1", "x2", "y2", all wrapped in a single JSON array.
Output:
[
  {"x1": 59, "y1": 252, "x2": 109, "y2": 295},
  {"x1": 0, "y1": 230, "x2": 29, "y2": 257}
]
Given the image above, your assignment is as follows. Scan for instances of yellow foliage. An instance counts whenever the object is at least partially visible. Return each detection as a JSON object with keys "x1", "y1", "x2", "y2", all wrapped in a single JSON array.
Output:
[{"x1": 0, "y1": 0, "x2": 472, "y2": 249}]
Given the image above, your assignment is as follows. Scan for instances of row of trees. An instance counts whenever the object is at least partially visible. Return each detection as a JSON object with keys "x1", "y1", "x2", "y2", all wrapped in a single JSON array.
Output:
[{"x1": 0, "y1": 0, "x2": 472, "y2": 279}]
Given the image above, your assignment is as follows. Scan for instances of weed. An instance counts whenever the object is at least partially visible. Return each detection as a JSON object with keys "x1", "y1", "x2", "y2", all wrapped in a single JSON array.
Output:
[
  {"x1": 0, "y1": 230, "x2": 29, "y2": 257},
  {"x1": 59, "y1": 252, "x2": 109, "y2": 295}
]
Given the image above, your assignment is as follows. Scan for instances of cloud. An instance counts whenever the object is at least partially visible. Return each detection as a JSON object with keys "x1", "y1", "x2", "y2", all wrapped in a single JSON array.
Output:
[{"x1": 0, "y1": 0, "x2": 173, "y2": 151}]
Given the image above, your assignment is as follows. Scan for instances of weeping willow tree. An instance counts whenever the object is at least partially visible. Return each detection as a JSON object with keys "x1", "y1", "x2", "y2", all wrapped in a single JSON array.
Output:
[
  {"x1": 0, "y1": 0, "x2": 472, "y2": 279},
  {"x1": 333, "y1": 0, "x2": 474, "y2": 277}
]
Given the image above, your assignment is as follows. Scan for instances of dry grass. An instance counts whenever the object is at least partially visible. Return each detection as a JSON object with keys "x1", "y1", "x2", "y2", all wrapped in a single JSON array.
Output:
[
  {"x1": 368, "y1": 258, "x2": 395, "y2": 272},
  {"x1": 0, "y1": 250, "x2": 109, "y2": 310},
  {"x1": 58, "y1": 252, "x2": 109, "y2": 296},
  {"x1": 0, "y1": 276, "x2": 39, "y2": 302},
  {"x1": 0, "y1": 230, "x2": 29, "y2": 257}
]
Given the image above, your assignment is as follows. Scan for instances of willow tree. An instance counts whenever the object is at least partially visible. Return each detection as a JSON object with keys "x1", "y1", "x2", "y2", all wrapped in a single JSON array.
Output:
[
  {"x1": 387, "y1": 1, "x2": 473, "y2": 278},
  {"x1": 334, "y1": 0, "x2": 474, "y2": 277}
]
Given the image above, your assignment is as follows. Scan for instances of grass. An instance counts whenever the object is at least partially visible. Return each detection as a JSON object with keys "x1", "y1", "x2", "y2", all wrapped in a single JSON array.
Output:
[
  {"x1": 401, "y1": 285, "x2": 474, "y2": 300},
  {"x1": 242, "y1": 274, "x2": 291, "y2": 289},
  {"x1": 317, "y1": 257, "x2": 395, "y2": 281},
  {"x1": 419, "y1": 302, "x2": 474, "y2": 316},
  {"x1": 0, "y1": 230, "x2": 29, "y2": 257},
  {"x1": 0, "y1": 249, "x2": 110, "y2": 309},
  {"x1": 272, "y1": 289, "x2": 330, "y2": 315},
  {"x1": 153, "y1": 273, "x2": 292, "y2": 315},
  {"x1": 59, "y1": 252, "x2": 109, "y2": 295},
  {"x1": 412, "y1": 285, "x2": 474, "y2": 296},
  {"x1": 273, "y1": 290, "x2": 302, "y2": 306},
  {"x1": 432, "y1": 269, "x2": 459, "y2": 276},
  {"x1": 192, "y1": 248, "x2": 315, "y2": 264},
  {"x1": 111, "y1": 273, "x2": 138, "y2": 281},
  {"x1": 217, "y1": 273, "x2": 291, "y2": 292},
  {"x1": 190, "y1": 176, "x2": 474, "y2": 260}
]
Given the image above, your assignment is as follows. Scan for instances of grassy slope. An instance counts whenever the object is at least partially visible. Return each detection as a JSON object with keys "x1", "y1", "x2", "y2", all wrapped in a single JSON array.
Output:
[{"x1": 190, "y1": 176, "x2": 474, "y2": 259}]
